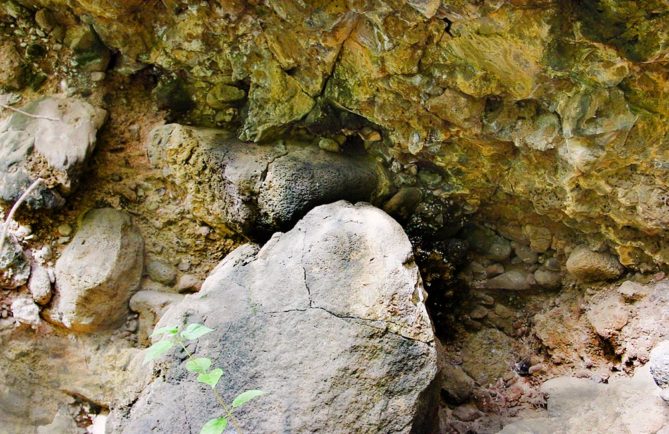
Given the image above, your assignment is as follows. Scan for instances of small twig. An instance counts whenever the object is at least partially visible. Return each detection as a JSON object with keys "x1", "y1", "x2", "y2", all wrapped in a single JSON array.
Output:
[
  {"x1": 0, "y1": 103, "x2": 60, "y2": 122},
  {"x1": 0, "y1": 178, "x2": 43, "y2": 254}
]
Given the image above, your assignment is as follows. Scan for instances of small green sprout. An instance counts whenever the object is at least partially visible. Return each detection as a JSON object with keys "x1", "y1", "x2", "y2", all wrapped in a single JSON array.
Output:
[{"x1": 144, "y1": 323, "x2": 266, "y2": 434}]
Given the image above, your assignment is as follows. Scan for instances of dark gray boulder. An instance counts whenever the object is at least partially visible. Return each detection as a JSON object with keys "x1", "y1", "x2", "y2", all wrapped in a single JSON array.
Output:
[{"x1": 108, "y1": 201, "x2": 439, "y2": 433}]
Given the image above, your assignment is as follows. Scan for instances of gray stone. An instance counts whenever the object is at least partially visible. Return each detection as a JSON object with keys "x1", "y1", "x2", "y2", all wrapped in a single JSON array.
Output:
[
  {"x1": 486, "y1": 270, "x2": 532, "y2": 290},
  {"x1": 650, "y1": 341, "x2": 669, "y2": 389},
  {"x1": 148, "y1": 125, "x2": 382, "y2": 239},
  {"x1": 174, "y1": 273, "x2": 201, "y2": 293},
  {"x1": 441, "y1": 365, "x2": 475, "y2": 404},
  {"x1": 534, "y1": 268, "x2": 562, "y2": 289},
  {"x1": 108, "y1": 201, "x2": 439, "y2": 433},
  {"x1": 145, "y1": 259, "x2": 177, "y2": 286},
  {"x1": 513, "y1": 242, "x2": 538, "y2": 264},
  {"x1": 383, "y1": 187, "x2": 423, "y2": 220},
  {"x1": 29, "y1": 264, "x2": 52, "y2": 305},
  {"x1": 566, "y1": 246, "x2": 624, "y2": 282},
  {"x1": 0, "y1": 96, "x2": 107, "y2": 209},
  {"x1": 45, "y1": 208, "x2": 143, "y2": 332}
]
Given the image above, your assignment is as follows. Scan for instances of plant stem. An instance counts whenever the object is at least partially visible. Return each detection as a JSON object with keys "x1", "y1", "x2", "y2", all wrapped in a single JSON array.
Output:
[
  {"x1": 177, "y1": 340, "x2": 245, "y2": 434},
  {"x1": 0, "y1": 103, "x2": 61, "y2": 121},
  {"x1": 0, "y1": 178, "x2": 43, "y2": 254}
]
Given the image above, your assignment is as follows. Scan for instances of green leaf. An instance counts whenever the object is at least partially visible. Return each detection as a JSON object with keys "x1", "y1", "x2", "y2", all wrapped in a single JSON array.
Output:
[
  {"x1": 200, "y1": 417, "x2": 228, "y2": 434},
  {"x1": 151, "y1": 326, "x2": 179, "y2": 337},
  {"x1": 181, "y1": 323, "x2": 214, "y2": 341},
  {"x1": 185, "y1": 357, "x2": 212, "y2": 374},
  {"x1": 143, "y1": 340, "x2": 174, "y2": 364},
  {"x1": 232, "y1": 389, "x2": 266, "y2": 408},
  {"x1": 197, "y1": 368, "x2": 223, "y2": 389}
]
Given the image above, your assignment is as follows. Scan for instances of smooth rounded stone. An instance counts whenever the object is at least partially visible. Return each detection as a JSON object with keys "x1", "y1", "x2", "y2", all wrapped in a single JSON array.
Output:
[
  {"x1": 441, "y1": 365, "x2": 476, "y2": 404},
  {"x1": 129, "y1": 290, "x2": 184, "y2": 345},
  {"x1": 566, "y1": 246, "x2": 624, "y2": 282},
  {"x1": 0, "y1": 96, "x2": 107, "y2": 209},
  {"x1": 487, "y1": 242, "x2": 512, "y2": 261},
  {"x1": 486, "y1": 270, "x2": 532, "y2": 290},
  {"x1": 512, "y1": 242, "x2": 538, "y2": 264},
  {"x1": 11, "y1": 297, "x2": 40, "y2": 327},
  {"x1": 544, "y1": 257, "x2": 561, "y2": 271},
  {"x1": 109, "y1": 202, "x2": 439, "y2": 434},
  {"x1": 318, "y1": 137, "x2": 340, "y2": 153},
  {"x1": 148, "y1": 125, "x2": 382, "y2": 239},
  {"x1": 470, "y1": 305, "x2": 489, "y2": 320},
  {"x1": 650, "y1": 341, "x2": 669, "y2": 389},
  {"x1": 145, "y1": 259, "x2": 177, "y2": 286},
  {"x1": 175, "y1": 273, "x2": 201, "y2": 293},
  {"x1": 57, "y1": 224, "x2": 72, "y2": 237},
  {"x1": 29, "y1": 264, "x2": 52, "y2": 305},
  {"x1": 534, "y1": 268, "x2": 562, "y2": 289},
  {"x1": 45, "y1": 208, "x2": 144, "y2": 332}
]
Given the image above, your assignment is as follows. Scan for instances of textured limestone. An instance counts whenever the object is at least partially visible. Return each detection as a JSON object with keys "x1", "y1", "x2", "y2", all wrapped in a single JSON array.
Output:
[
  {"x1": 4, "y1": 1, "x2": 669, "y2": 267},
  {"x1": 46, "y1": 208, "x2": 144, "y2": 332},
  {"x1": 109, "y1": 201, "x2": 439, "y2": 433}
]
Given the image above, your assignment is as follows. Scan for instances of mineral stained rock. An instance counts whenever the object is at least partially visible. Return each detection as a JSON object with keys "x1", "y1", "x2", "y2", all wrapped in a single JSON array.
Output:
[
  {"x1": 108, "y1": 201, "x2": 439, "y2": 433},
  {"x1": 45, "y1": 208, "x2": 144, "y2": 332},
  {"x1": 3, "y1": 1, "x2": 667, "y2": 267}
]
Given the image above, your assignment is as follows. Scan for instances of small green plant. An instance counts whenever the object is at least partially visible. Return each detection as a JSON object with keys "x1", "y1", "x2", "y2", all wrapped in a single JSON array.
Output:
[{"x1": 144, "y1": 323, "x2": 265, "y2": 434}]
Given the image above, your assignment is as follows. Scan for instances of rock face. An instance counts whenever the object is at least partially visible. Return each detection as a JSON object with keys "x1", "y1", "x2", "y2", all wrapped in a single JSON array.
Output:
[
  {"x1": 108, "y1": 201, "x2": 439, "y2": 433},
  {"x1": 148, "y1": 124, "x2": 383, "y2": 239},
  {"x1": 0, "y1": 96, "x2": 107, "y2": 209},
  {"x1": 566, "y1": 246, "x2": 624, "y2": 282},
  {"x1": 45, "y1": 208, "x2": 144, "y2": 332},
  {"x1": 499, "y1": 366, "x2": 669, "y2": 434}
]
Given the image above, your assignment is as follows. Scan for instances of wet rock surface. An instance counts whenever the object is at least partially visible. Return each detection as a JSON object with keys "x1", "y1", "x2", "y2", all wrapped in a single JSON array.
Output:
[{"x1": 109, "y1": 201, "x2": 439, "y2": 434}]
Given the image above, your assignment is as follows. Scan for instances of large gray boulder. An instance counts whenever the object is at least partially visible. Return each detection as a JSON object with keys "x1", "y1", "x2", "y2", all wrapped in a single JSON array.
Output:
[
  {"x1": 147, "y1": 124, "x2": 383, "y2": 239},
  {"x1": 108, "y1": 201, "x2": 439, "y2": 433},
  {"x1": 45, "y1": 208, "x2": 144, "y2": 332},
  {"x1": 0, "y1": 96, "x2": 107, "y2": 209}
]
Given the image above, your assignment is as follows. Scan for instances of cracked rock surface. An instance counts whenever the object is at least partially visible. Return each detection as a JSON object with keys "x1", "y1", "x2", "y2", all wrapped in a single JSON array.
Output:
[{"x1": 108, "y1": 201, "x2": 439, "y2": 433}]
